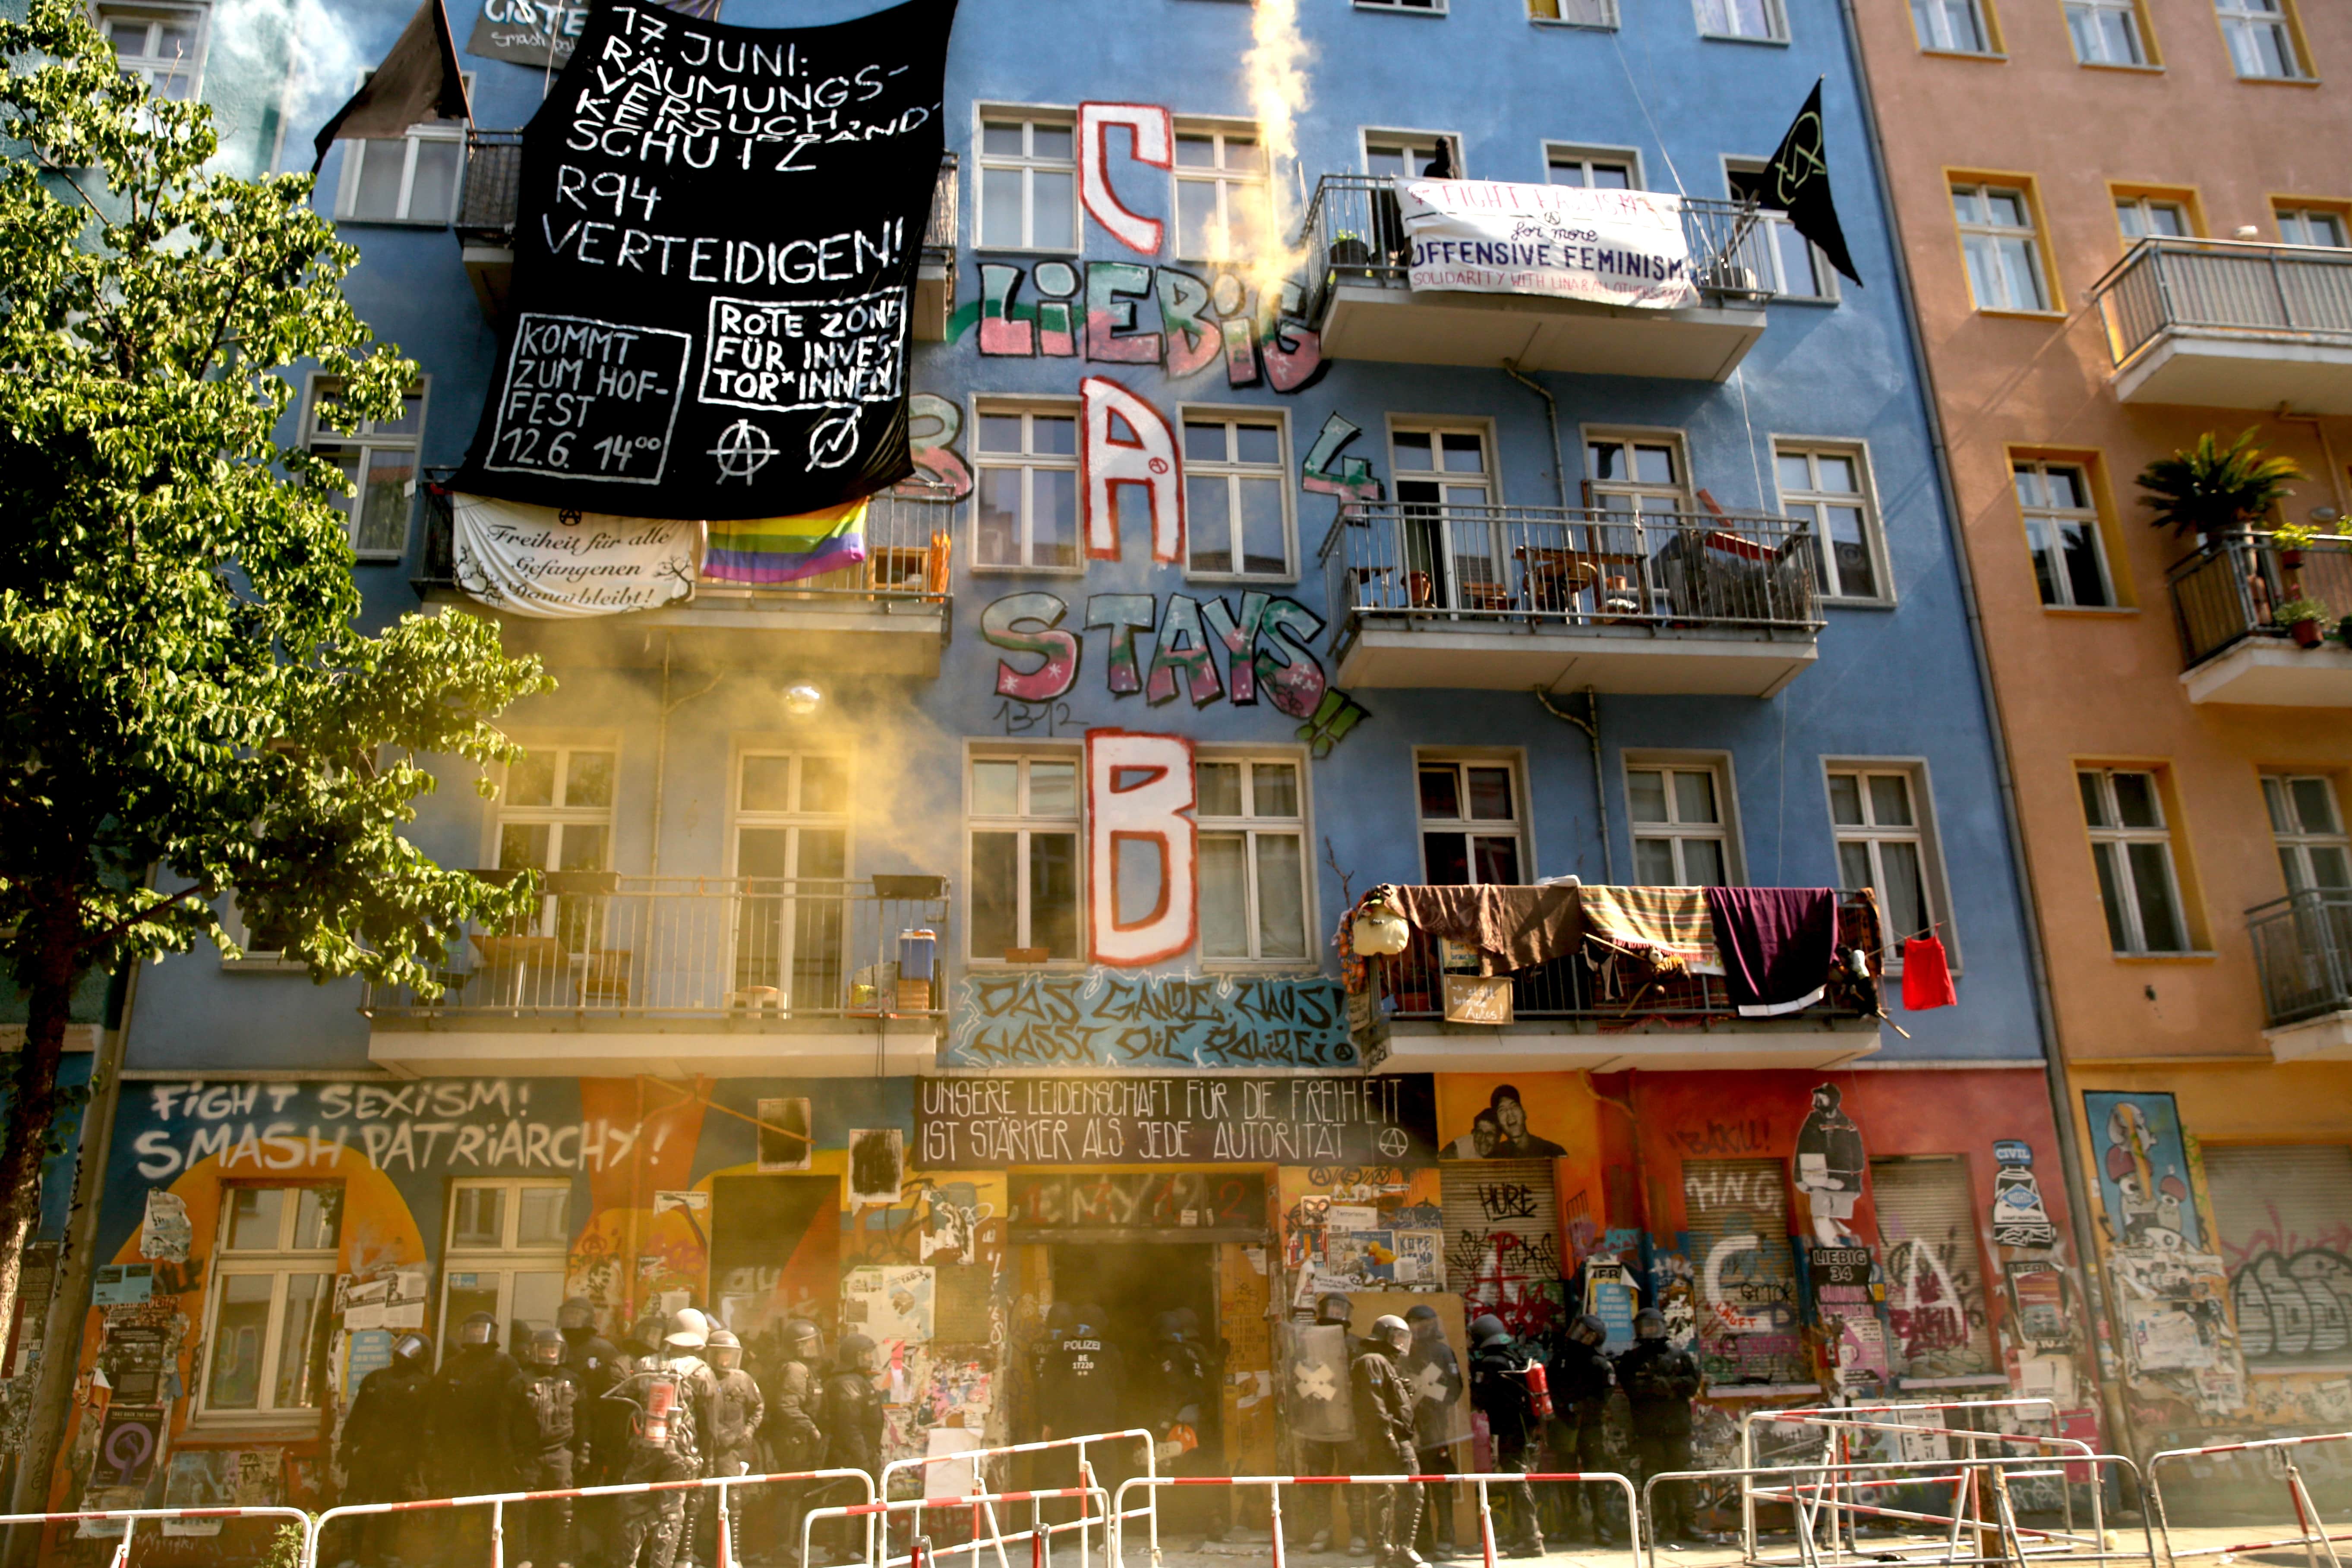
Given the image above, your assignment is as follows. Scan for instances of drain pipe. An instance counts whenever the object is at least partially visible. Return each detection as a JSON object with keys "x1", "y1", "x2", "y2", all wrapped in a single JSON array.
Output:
[
  {"x1": 1504, "y1": 360, "x2": 1571, "y2": 508},
  {"x1": 1535, "y1": 685, "x2": 1614, "y2": 884}
]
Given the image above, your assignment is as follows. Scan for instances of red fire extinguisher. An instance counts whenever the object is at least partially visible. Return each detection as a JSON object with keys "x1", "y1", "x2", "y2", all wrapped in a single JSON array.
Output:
[
  {"x1": 1523, "y1": 1358, "x2": 1553, "y2": 1422},
  {"x1": 639, "y1": 1371, "x2": 679, "y2": 1444}
]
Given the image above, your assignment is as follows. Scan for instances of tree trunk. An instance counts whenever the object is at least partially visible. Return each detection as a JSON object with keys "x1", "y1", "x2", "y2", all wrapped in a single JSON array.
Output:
[{"x1": 0, "y1": 930, "x2": 81, "y2": 1551}]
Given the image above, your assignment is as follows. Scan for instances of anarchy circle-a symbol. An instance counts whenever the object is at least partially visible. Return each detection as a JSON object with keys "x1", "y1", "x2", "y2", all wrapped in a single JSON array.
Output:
[
  {"x1": 711, "y1": 420, "x2": 776, "y2": 484},
  {"x1": 1377, "y1": 1126, "x2": 1409, "y2": 1158}
]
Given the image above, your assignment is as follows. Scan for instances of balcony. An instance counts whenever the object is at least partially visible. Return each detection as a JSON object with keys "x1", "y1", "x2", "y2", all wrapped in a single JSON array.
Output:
[
  {"x1": 417, "y1": 477, "x2": 956, "y2": 675},
  {"x1": 364, "y1": 874, "x2": 950, "y2": 1076},
  {"x1": 2168, "y1": 531, "x2": 2352, "y2": 704},
  {"x1": 1362, "y1": 890, "x2": 1883, "y2": 1075},
  {"x1": 454, "y1": 136, "x2": 960, "y2": 338},
  {"x1": 2249, "y1": 889, "x2": 2352, "y2": 1060},
  {"x1": 1320, "y1": 502, "x2": 1822, "y2": 694},
  {"x1": 2092, "y1": 237, "x2": 2352, "y2": 412},
  {"x1": 1294, "y1": 174, "x2": 1768, "y2": 380}
]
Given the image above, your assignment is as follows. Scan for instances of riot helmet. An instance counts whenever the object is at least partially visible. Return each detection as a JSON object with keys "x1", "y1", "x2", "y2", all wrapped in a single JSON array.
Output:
[
  {"x1": 393, "y1": 1332, "x2": 433, "y2": 1368},
  {"x1": 1404, "y1": 1303, "x2": 1442, "y2": 1339},
  {"x1": 666, "y1": 1306, "x2": 711, "y2": 1350},
  {"x1": 1634, "y1": 1309, "x2": 1667, "y2": 1341},
  {"x1": 1044, "y1": 1303, "x2": 1078, "y2": 1335},
  {"x1": 1369, "y1": 1314, "x2": 1412, "y2": 1354},
  {"x1": 784, "y1": 1319, "x2": 823, "y2": 1360},
  {"x1": 458, "y1": 1310, "x2": 499, "y2": 1348},
  {"x1": 1075, "y1": 1303, "x2": 1108, "y2": 1336},
  {"x1": 1470, "y1": 1314, "x2": 1512, "y2": 1347},
  {"x1": 627, "y1": 1312, "x2": 667, "y2": 1355},
  {"x1": 707, "y1": 1328, "x2": 743, "y2": 1372},
  {"x1": 527, "y1": 1325, "x2": 565, "y2": 1369},
  {"x1": 839, "y1": 1333, "x2": 878, "y2": 1373},
  {"x1": 558, "y1": 1297, "x2": 597, "y2": 1341},
  {"x1": 1315, "y1": 1291, "x2": 1354, "y2": 1326},
  {"x1": 1153, "y1": 1310, "x2": 1187, "y2": 1343}
]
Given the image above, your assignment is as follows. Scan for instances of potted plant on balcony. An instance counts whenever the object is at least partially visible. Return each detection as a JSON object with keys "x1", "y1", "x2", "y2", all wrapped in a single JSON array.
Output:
[
  {"x1": 2275, "y1": 596, "x2": 2332, "y2": 648},
  {"x1": 2272, "y1": 518, "x2": 2317, "y2": 571},
  {"x1": 2135, "y1": 428, "x2": 2307, "y2": 553},
  {"x1": 1328, "y1": 229, "x2": 1374, "y2": 277}
]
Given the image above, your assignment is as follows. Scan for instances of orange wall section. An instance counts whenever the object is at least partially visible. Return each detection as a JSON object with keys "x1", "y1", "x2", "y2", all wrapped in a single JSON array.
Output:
[{"x1": 1849, "y1": 0, "x2": 2352, "y2": 1066}]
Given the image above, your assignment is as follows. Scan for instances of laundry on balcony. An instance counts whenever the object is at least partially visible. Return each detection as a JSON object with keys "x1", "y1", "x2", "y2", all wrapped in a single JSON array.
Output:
[
  {"x1": 1376, "y1": 880, "x2": 1585, "y2": 972},
  {"x1": 1704, "y1": 885, "x2": 1837, "y2": 1017},
  {"x1": 1579, "y1": 884, "x2": 1722, "y2": 980}
]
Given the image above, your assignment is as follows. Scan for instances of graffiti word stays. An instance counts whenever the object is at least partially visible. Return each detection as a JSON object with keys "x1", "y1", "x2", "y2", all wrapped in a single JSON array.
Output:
[{"x1": 982, "y1": 589, "x2": 1327, "y2": 717}]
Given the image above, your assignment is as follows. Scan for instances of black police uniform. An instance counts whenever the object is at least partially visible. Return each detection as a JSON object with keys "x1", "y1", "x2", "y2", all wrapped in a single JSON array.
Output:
[
  {"x1": 1350, "y1": 1338, "x2": 1424, "y2": 1568},
  {"x1": 820, "y1": 1347, "x2": 886, "y2": 1559},
  {"x1": 430, "y1": 1341, "x2": 527, "y2": 1498},
  {"x1": 1615, "y1": 1337, "x2": 1704, "y2": 1540},
  {"x1": 511, "y1": 1356, "x2": 591, "y2": 1568},
  {"x1": 1466, "y1": 1331, "x2": 1542, "y2": 1555},
  {"x1": 340, "y1": 1353, "x2": 433, "y2": 1504},
  {"x1": 1402, "y1": 1322, "x2": 1463, "y2": 1558},
  {"x1": 1546, "y1": 1337, "x2": 1619, "y2": 1541},
  {"x1": 609, "y1": 1357, "x2": 707, "y2": 1568},
  {"x1": 1140, "y1": 1320, "x2": 1215, "y2": 1534}
]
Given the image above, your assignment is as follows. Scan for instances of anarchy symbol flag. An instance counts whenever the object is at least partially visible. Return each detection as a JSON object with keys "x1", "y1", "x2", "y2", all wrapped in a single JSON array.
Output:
[{"x1": 1760, "y1": 79, "x2": 1861, "y2": 288}]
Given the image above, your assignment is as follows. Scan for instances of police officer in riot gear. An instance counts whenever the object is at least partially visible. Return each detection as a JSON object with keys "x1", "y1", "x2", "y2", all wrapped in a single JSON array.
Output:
[
  {"x1": 1036, "y1": 1303, "x2": 1128, "y2": 1545},
  {"x1": 1298, "y1": 1290, "x2": 1365, "y2": 1555},
  {"x1": 1467, "y1": 1315, "x2": 1542, "y2": 1558},
  {"x1": 432, "y1": 1312, "x2": 525, "y2": 1499},
  {"x1": 1352, "y1": 1316, "x2": 1426, "y2": 1568},
  {"x1": 1401, "y1": 1305, "x2": 1463, "y2": 1561},
  {"x1": 1616, "y1": 1309, "x2": 1705, "y2": 1543},
  {"x1": 1546, "y1": 1314, "x2": 1619, "y2": 1545},
  {"x1": 818, "y1": 1334, "x2": 885, "y2": 1564},
  {"x1": 608, "y1": 1309, "x2": 715, "y2": 1568},
  {"x1": 511, "y1": 1326, "x2": 590, "y2": 1568},
  {"x1": 337, "y1": 1332, "x2": 433, "y2": 1564},
  {"x1": 1141, "y1": 1310, "x2": 1217, "y2": 1539},
  {"x1": 757, "y1": 1320, "x2": 828, "y2": 1562},
  {"x1": 696, "y1": 1328, "x2": 764, "y2": 1563}
]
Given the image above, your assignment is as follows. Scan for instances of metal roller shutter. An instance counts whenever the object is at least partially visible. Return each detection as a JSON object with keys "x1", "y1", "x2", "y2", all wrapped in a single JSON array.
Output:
[
  {"x1": 2202, "y1": 1144, "x2": 2352, "y2": 1364},
  {"x1": 1871, "y1": 1156, "x2": 1996, "y2": 1377},
  {"x1": 1681, "y1": 1156, "x2": 1804, "y2": 1385},
  {"x1": 1441, "y1": 1159, "x2": 1560, "y2": 1331}
]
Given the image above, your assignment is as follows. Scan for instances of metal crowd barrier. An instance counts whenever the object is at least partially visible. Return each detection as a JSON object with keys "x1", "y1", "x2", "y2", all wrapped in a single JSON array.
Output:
[
  {"x1": 0, "y1": 1504, "x2": 312, "y2": 1567},
  {"x1": 806, "y1": 1481, "x2": 1113, "y2": 1568},
  {"x1": 876, "y1": 1428, "x2": 1160, "y2": 1568},
  {"x1": 2148, "y1": 1429, "x2": 2352, "y2": 1568},
  {"x1": 1107, "y1": 1468, "x2": 1644, "y2": 1568}
]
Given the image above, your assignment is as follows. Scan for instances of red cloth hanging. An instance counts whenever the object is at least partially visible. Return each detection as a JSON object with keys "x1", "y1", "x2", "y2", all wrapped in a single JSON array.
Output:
[{"x1": 1902, "y1": 935, "x2": 1958, "y2": 1010}]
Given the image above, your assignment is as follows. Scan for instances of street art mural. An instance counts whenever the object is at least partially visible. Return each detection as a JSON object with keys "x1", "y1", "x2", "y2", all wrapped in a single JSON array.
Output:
[
  {"x1": 955, "y1": 262, "x2": 1327, "y2": 392},
  {"x1": 941, "y1": 970, "x2": 1352, "y2": 1069}
]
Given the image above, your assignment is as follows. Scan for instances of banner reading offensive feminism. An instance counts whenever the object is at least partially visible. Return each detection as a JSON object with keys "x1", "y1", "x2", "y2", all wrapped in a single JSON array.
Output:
[
  {"x1": 455, "y1": 0, "x2": 957, "y2": 521},
  {"x1": 1400, "y1": 179, "x2": 1700, "y2": 310}
]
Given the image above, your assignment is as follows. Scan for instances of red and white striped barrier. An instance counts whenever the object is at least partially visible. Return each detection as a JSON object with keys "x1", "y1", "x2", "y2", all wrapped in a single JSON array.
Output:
[
  {"x1": 0, "y1": 1504, "x2": 313, "y2": 1568},
  {"x1": 2148, "y1": 1429, "x2": 2352, "y2": 1568},
  {"x1": 877, "y1": 1427, "x2": 1161, "y2": 1568},
  {"x1": 804, "y1": 1480, "x2": 1115, "y2": 1568}
]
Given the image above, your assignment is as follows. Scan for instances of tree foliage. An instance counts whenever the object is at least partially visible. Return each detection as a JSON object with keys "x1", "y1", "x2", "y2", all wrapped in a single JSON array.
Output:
[
  {"x1": 2135, "y1": 427, "x2": 2308, "y2": 542},
  {"x1": 0, "y1": 0, "x2": 549, "y2": 1508}
]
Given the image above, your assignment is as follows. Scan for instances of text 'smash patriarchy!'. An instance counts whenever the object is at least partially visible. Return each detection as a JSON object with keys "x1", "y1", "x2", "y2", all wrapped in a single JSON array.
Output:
[{"x1": 456, "y1": 0, "x2": 958, "y2": 521}]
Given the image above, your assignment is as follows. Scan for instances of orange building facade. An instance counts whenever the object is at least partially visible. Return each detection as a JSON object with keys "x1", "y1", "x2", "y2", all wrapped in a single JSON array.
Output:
[{"x1": 1848, "y1": 0, "x2": 2352, "y2": 1458}]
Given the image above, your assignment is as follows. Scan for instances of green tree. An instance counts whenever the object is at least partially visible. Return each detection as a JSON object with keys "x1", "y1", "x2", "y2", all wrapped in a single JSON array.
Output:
[
  {"x1": 0, "y1": 0, "x2": 547, "y2": 1521},
  {"x1": 2135, "y1": 427, "x2": 2308, "y2": 544}
]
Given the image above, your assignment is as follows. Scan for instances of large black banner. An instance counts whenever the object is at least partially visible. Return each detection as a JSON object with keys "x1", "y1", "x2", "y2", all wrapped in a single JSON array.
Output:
[{"x1": 456, "y1": 0, "x2": 956, "y2": 520}]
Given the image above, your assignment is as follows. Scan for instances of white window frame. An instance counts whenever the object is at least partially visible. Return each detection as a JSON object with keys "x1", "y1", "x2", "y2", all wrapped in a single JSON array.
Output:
[
  {"x1": 966, "y1": 746, "x2": 1084, "y2": 966},
  {"x1": 2065, "y1": 0, "x2": 2150, "y2": 65},
  {"x1": 971, "y1": 396, "x2": 1083, "y2": 574},
  {"x1": 2115, "y1": 194, "x2": 2192, "y2": 241},
  {"x1": 1774, "y1": 440, "x2": 1891, "y2": 603},
  {"x1": 729, "y1": 749, "x2": 855, "y2": 1000},
  {"x1": 194, "y1": 1184, "x2": 341, "y2": 1427},
  {"x1": 335, "y1": 122, "x2": 467, "y2": 225},
  {"x1": 1171, "y1": 120, "x2": 1272, "y2": 265},
  {"x1": 1362, "y1": 128, "x2": 1464, "y2": 182},
  {"x1": 1728, "y1": 157, "x2": 1837, "y2": 301},
  {"x1": 1953, "y1": 182, "x2": 2052, "y2": 312},
  {"x1": 1693, "y1": 0, "x2": 1787, "y2": 43},
  {"x1": 301, "y1": 373, "x2": 428, "y2": 561},
  {"x1": 2264, "y1": 774, "x2": 2351, "y2": 893},
  {"x1": 1910, "y1": 0, "x2": 1992, "y2": 53},
  {"x1": 97, "y1": 1, "x2": 207, "y2": 99},
  {"x1": 2277, "y1": 206, "x2": 2351, "y2": 248},
  {"x1": 1390, "y1": 418, "x2": 1506, "y2": 614},
  {"x1": 1196, "y1": 750, "x2": 1315, "y2": 968},
  {"x1": 491, "y1": 740, "x2": 619, "y2": 936},
  {"x1": 1179, "y1": 404, "x2": 1294, "y2": 582},
  {"x1": 1544, "y1": 143, "x2": 1641, "y2": 189},
  {"x1": 439, "y1": 1177, "x2": 574, "y2": 1363},
  {"x1": 2216, "y1": 0, "x2": 2307, "y2": 80},
  {"x1": 2079, "y1": 767, "x2": 2194, "y2": 955},
  {"x1": 972, "y1": 107, "x2": 1079, "y2": 252},
  {"x1": 1584, "y1": 427, "x2": 1693, "y2": 515},
  {"x1": 1824, "y1": 760, "x2": 1957, "y2": 971},
  {"x1": 218, "y1": 890, "x2": 306, "y2": 972},
  {"x1": 1414, "y1": 752, "x2": 1531, "y2": 887},
  {"x1": 1528, "y1": 0, "x2": 1620, "y2": 28},
  {"x1": 1625, "y1": 754, "x2": 1745, "y2": 887},
  {"x1": 2013, "y1": 459, "x2": 2117, "y2": 609},
  {"x1": 1354, "y1": 0, "x2": 1446, "y2": 15}
]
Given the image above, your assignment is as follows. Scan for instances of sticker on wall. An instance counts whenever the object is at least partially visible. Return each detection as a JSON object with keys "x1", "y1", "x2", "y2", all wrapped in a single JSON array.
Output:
[
  {"x1": 1990, "y1": 1139, "x2": 2057, "y2": 1249},
  {"x1": 1793, "y1": 1082, "x2": 1867, "y2": 1244},
  {"x1": 139, "y1": 1189, "x2": 192, "y2": 1263},
  {"x1": 845, "y1": 1263, "x2": 936, "y2": 1345},
  {"x1": 2084, "y1": 1091, "x2": 2199, "y2": 1252}
]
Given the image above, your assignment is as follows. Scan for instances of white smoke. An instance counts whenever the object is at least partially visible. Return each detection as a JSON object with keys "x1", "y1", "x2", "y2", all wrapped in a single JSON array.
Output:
[{"x1": 1237, "y1": 0, "x2": 1312, "y2": 305}]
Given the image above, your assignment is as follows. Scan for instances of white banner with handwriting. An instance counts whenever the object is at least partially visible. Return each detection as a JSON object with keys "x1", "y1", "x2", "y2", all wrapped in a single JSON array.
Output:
[
  {"x1": 451, "y1": 491, "x2": 701, "y2": 618},
  {"x1": 1400, "y1": 179, "x2": 1700, "y2": 309}
]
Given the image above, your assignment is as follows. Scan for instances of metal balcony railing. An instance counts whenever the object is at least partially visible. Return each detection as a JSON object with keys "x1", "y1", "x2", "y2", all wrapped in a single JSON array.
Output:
[
  {"x1": 2168, "y1": 530, "x2": 2352, "y2": 669},
  {"x1": 1379, "y1": 889, "x2": 1879, "y2": 1023},
  {"x1": 1320, "y1": 502, "x2": 1822, "y2": 641},
  {"x1": 417, "y1": 473, "x2": 961, "y2": 603},
  {"x1": 364, "y1": 874, "x2": 950, "y2": 1020},
  {"x1": 454, "y1": 134, "x2": 959, "y2": 265},
  {"x1": 1294, "y1": 173, "x2": 1768, "y2": 320},
  {"x1": 2248, "y1": 887, "x2": 2352, "y2": 1028},
  {"x1": 2093, "y1": 237, "x2": 2352, "y2": 368}
]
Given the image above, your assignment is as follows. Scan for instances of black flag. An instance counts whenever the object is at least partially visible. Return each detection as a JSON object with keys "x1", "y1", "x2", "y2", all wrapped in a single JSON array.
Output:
[
  {"x1": 455, "y1": 0, "x2": 958, "y2": 521},
  {"x1": 1760, "y1": 80, "x2": 1860, "y2": 287},
  {"x1": 311, "y1": 0, "x2": 471, "y2": 172}
]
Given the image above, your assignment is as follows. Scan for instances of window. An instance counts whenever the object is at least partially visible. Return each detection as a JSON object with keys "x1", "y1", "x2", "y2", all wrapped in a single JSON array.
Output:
[
  {"x1": 1587, "y1": 433, "x2": 1690, "y2": 517},
  {"x1": 304, "y1": 377, "x2": 426, "y2": 558},
  {"x1": 1184, "y1": 413, "x2": 1291, "y2": 579},
  {"x1": 1628, "y1": 761, "x2": 1736, "y2": 886},
  {"x1": 2066, "y1": 0, "x2": 2148, "y2": 64},
  {"x1": 974, "y1": 402, "x2": 1080, "y2": 571},
  {"x1": 1872, "y1": 1157, "x2": 1998, "y2": 1377},
  {"x1": 1910, "y1": 0, "x2": 1990, "y2": 52},
  {"x1": 2265, "y1": 775, "x2": 2351, "y2": 891},
  {"x1": 219, "y1": 892, "x2": 301, "y2": 969},
  {"x1": 200, "y1": 1186, "x2": 340, "y2": 1420},
  {"x1": 1776, "y1": 444, "x2": 1885, "y2": 601},
  {"x1": 1393, "y1": 424, "x2": 1501, "y2": 612},
  {"x1": 1694, "y1": 0, "x2": 1784, "y2": 41},
  {"x1": 101, "y1": 3, "x2": 204, "y2": 97},
  {"x1": 337, "y1": 124, "x2": 465, "y2": 225},
  {"x1": 1418, "y1": 758, "x2": 1524, "y2": 885},
  {"x1": 976, "y1": 114, "x2": 1077, "y2": 250},
  {"x1": 1364, "y1": 132, "x2": 1460, "y2": 183},
  {"x1": 1174, "y1": 126, "x2": 1270, "y2": 263},
  {"x1": 1356, "y1": 0, "x2": 1444, "y2": 13},
  {"x1": 497, "y1": 745, "x2": 616, "y2": 943},
  {"x1": 2279, "y1": 206, "x2": 2351, "y2": 248},
  {"x1": 2116, "y1": 195, "x2": 2190, "y2": 240},
  {"x1": 1545, "y1": 146, "x2": 1636, "y2": 189},
  {"x1": 1198, "y1": 757, "x2": 1310, "y2": 963},
  {"x1": 2204, "y1": 1145, "x2": 2352, "y2": 1366},
  {"x1": 2216, "y1": 0, "x2": 2306, "y2": 80},
  {"x1": 1528, "y1": 0, "x2": 1618, "y2": 25},
  {"x1": 2080, "y1": 768, "x2": 2191, "y2": 954},
  {"x1": 440, "y1": 1179, "x2": 571, "y2": 1361},
  {"x1": 969, "y1": 753, "x2": 1081, "y2": 962},
  {"x1": 1728, "y1": 163, "x2": 1832, "y2": 299},
  {"x1": 734, "y1": 753, "x2": 850, "y2": 1002},
  {"x1": 1952, "y1": 183, "x2": 2050, "y2": 311},
  {"x1": 1828, "y1": 766, "x2": 1945, "y2": 954},
  {"x1": 2013, "y1": 461, "x2": 2115, "y2": 608}
]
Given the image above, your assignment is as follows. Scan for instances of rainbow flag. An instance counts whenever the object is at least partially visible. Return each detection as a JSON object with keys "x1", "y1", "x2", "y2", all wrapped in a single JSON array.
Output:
[{"x1": 703, "y1": 498, "x2": 869, "y2": 584}]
